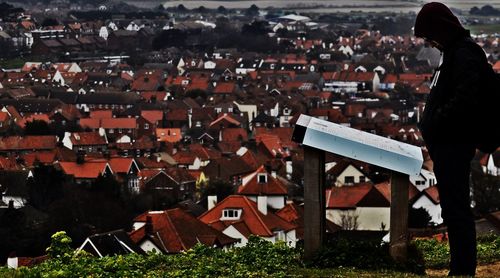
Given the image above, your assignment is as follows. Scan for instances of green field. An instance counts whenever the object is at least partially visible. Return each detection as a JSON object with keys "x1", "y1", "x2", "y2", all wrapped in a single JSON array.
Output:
[{"x1": 466, "y1": 24, "x2": 500, "y2": 35}]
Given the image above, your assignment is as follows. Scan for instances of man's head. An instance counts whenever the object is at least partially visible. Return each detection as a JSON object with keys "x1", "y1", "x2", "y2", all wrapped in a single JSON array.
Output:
[{"x1": 414, "y1": 2, "x2": 466, "y2": 50}]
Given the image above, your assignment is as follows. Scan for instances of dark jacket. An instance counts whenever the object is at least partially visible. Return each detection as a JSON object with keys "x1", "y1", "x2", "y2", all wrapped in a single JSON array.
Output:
[{"x1": 418, "y1": 34, "x2": 489, "y2": 146}]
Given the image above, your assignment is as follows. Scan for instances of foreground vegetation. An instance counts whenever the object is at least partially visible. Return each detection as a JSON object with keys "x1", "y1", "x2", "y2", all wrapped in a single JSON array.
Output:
[{"x1": 1, "y1": 232, "x2": 499, "y2": 277}]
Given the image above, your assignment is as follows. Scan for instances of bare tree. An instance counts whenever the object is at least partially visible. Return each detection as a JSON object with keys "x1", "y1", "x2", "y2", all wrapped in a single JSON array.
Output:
[{"x1": 339, "y1": 210, "x2": 359, "y2": 230}]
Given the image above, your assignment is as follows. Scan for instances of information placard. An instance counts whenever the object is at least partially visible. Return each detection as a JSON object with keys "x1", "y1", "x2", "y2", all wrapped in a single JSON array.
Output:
[{"x1": 292, "y1": 114, "x2": 423, "y2": 176}]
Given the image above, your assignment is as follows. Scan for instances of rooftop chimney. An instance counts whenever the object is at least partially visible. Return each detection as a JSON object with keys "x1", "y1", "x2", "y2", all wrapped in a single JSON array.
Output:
[
  {"x1": 208, "y1": 195, "x2": 217, "y2": 211},
  {"x1": 145, "y1": 215, "x2": 153, "y2": 234},
  {"x1": 257, "y1": 196, "x2": 267, "y2": 215}
]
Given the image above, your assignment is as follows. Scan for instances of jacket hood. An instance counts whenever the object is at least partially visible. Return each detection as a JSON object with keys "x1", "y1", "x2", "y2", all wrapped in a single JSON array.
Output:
[{"x1": 414, "y1": 2, "x2": 466, "y2": 49}]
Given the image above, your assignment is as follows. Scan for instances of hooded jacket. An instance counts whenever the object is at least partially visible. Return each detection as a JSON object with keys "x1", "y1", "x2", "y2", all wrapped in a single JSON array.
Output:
[{"x1": 414, "y1": 2, "x2": 491, "y2": 146}]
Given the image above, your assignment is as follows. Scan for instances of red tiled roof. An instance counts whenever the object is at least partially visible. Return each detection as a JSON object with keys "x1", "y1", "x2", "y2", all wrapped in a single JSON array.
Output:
[
  {"x1": 90, "y1": 110, "x2": 113, "y2": 119},
  {"x1": 423, "y1": 185, "x2": 440, "y2": 204},
  {"x1": 18, "y1": 114, "x2": 50, "y2": 128},
  {"x1": 326, "y1": 183, "x2": 374, "y2": 209},
  {"x1": 198, "y1": 195, "x2": 296, "y2": 237},
  {"x1": 0, "y1": 136, "x2": 57, "y2": 151},
  {"x1": 213, "y1": 82, "x2": 236, "y2": 94},
  {"x1": 172, "y1": 151, "x2": 197, "y2": 165},
  {"x1": 237, "y1": 165, "x2": 288, "y2": 195},
  {"x1": 221, "y1": 128, "x2": 248, "y2": 142},
  {"x1": 209, "y1": 114, "x2": 241, "y2": 127},
  {"x1": 101, "y1": 118, "x2": 136, "y2": 129},
  {"x1": 141, "y1": 110, "x2": 163, "y2": 124},
  {"x1": 156, "y1": 128, "x2": 182, "y2": 143},
  {"x1": 22, "y1": 151, "x2": 57, "y2": 166},
  {"x1": 0, "y1": 111, "x2": 10, "y2": 122},
  {"x1": 131, "y1": 208, "x2": 236, "y2": 253},
  {"x1": 107, "y1": 157, "x2": 136, "y2": 174},
  {"x1": 59, "y1": 161, "x2": 111, "y2": 179},
  {"x1": 374, "y1": 181, "x2": 420, "y2": 203},
  {"x1": 165, "y1": 109, "x2": 188, "y2": 122},
  {"x1": 69, "y1": 132, "x2": 107, "y2": 146},
  {"x1": 79, "y1": 118, "x2": 101, "y2": 129}
]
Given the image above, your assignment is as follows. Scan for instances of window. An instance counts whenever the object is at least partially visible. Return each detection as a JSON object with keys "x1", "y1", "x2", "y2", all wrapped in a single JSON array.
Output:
[
  {"x1": 359, "y1": 176, "x2": 366, "y2": 183},
  {"x1": 258, "y1": 173, "x2": 267, "y2": 183},
  {"x1": 119, "y1": 128, "x2": 123, "y2": 133},
  {"x1": 144, "y1": 123, "x2": 149, "y2": 130},
  {"x1": 344, "y1": 176, "x2": 354, "y2": 185},
  {"x1": 109, "y1": 129, "x2": 114, "y2": 134},
  {"x1": 222, "y1": 209, "x2": 241, "y2": 219}
]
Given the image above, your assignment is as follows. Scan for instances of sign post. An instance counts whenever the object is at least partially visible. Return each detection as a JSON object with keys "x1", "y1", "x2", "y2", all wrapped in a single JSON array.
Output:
[{"x1": 292, "y1": 114, "x2": 423, "y2": 261}]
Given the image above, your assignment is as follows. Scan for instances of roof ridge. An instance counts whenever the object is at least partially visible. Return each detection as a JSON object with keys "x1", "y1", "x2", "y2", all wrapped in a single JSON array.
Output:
[
  {"x1": 242, "y1": 196, "x2": 273, "y2": 236},
  {"x1": 164, "y1": 210, "x2": 188, "y2": 251}
]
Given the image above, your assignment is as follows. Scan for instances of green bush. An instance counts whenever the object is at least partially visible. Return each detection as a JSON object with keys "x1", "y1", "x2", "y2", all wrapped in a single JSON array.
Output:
[
  {"x1": 2, "y1": 233, "x2": 498, "y2": 277},
  {"x1": 308, "y1": 238, "x2": 425, "y2": 274},
  {"x1": 414, "y1": 233, "x2": 500, "y2": 269},
  {"x1": 2, "y1": 235, "x2": 301, "y2": 278}
]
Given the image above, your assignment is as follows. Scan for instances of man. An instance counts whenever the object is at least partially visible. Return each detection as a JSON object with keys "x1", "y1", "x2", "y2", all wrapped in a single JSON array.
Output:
[{"x1": 414, "y1": 2, "x2": 490, "y2": 276}]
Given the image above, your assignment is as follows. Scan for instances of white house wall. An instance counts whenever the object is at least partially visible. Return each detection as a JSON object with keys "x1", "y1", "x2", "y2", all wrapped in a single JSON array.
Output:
[
  {"x1": 336, "y1": 165, "x2": 369, "y2": 186},
  {"x1": 2, "y1": 196, "x2": 26, "y2": 209},
  {"x1": 412, "y1": 196, "x2": 443, "y2": 225},
  {"x1": 326, "y1": 207, "x2": 390, "y2": 231},
  {"x1": 223, "y1": 225, "x2": 247, "y2": 248},
  {"x1": 247, "y1": 196, "x2": 286, "y2": 210},
  {"x1": 140, "y1": 240, "x2": 163, "y2": 253}
]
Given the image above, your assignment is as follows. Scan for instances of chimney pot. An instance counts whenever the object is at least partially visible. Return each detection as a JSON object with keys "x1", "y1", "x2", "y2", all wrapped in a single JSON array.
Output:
[
  {"x1": 208, "y1": 195, "x2": 217, "y2": 210},
  {"x1": 257, "y1": 196, "x2": 268, "y2": 215}
]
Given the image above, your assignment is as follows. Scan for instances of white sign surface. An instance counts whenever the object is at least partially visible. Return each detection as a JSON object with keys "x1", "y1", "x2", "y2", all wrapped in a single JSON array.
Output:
[{"x1": 294, "y1": 114, "x2": 423, "y2": 176}]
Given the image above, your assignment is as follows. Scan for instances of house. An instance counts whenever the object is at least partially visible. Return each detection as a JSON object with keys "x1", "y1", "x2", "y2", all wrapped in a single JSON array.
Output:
[
  {"x1": 198, "y1": 195, "x2": 297, "y2": 247},
  {"x1": 237, "y1": 166, "x2": 288, "y2": 210},
  {"x1": 106, "y1": 157, "x2": 140, "y2": 193},
  {"x1": 209, "y1": 113, "x2": 241, "y2": 130},
  {"x1": 410, "y1": 168, "x2": 437, "y2": 191},
  {"x1": 326, "y1": 160, "x2": 371, "y2": 187},
  {"x1": 0, "y1": 136, "x2": 57, "y2": 154},
  {"x1": 58, "y1": 161, "x2": 113, "y2": 185},
  {"x1": 482, "y1": 152, "x2": 500, "y2": 176},
  {"x1": 325, "y1": 182, "x2": 419, "y2": 231},
  {"x1": 156, "y1": 128, "x2": 182, "y2": 143},
  {"x1": 62, "y1": 131, "x2": 108, "y2": 153},
  {"x1": 129, "y1": 209, "x2": 237, "y2": 253},
  {"x1": 77, "y1": 230, "x2": 145, "y2": 257},
  {"x1": 139, "y1": 168, "x2": 196, "y2": 200}
]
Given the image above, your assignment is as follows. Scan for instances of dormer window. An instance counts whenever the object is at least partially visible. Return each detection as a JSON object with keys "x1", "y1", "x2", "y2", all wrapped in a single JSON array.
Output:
[
  {"x1": 222, "y1": 208, "x2": 242, "y2": 220},
  {"x1": 258, "y1": 173, "x2": 267, "y2": 184}
]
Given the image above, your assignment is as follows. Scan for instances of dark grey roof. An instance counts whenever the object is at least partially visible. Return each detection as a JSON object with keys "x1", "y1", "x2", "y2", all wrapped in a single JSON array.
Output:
[
  {"x1": 81, "y1": 230, "x2": 145, "y2": 257},
  {"x1": 0, "y1": 98, "x2": 63, "y2": 113},
  {"x1": 78, "y1": 92, "x2": 140, "y2": 105}
]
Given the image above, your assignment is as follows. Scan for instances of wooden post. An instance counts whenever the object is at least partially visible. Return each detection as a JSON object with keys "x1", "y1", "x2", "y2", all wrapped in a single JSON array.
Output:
[
  {"x1": 390, "y1": 171, "x2": 409, "y2": 262},
  {"x1": 303, "y1": 146, "x2": 326, "y2": 260}
]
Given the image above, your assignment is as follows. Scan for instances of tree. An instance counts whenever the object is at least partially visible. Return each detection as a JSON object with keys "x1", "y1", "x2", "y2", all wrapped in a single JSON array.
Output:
[
  {"x1": 408, "y1": 207, "x2": 432, "y2": 228},
  {"x1": 245, "y1": 4, "x2": 259, "y2": 17},
  {"x1": 177, "y1": 4, "x2": 188, "y2": 13},
  {"x1": 152, "y1": 29, "x2": 187, "y2": 50},
  {"x1": 200, "y1": 179, "x2": 235, "y2": 204},
  {"x1": 25, "y1": 120, "x2": 51, "y2": 135},
  {"x1": 471, "y1": 162, "x2": 500, "y2": 215},
  {"x1": 217, "y1": 5, "x2": 227, "y2": 14},
  {"x1": 339, "y1": 210, "x2": 359, "y2": 230},
  {"x1": 46, "y1": 231, "x2": 73, "y2": 261}
]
